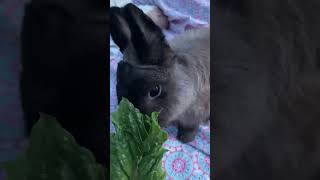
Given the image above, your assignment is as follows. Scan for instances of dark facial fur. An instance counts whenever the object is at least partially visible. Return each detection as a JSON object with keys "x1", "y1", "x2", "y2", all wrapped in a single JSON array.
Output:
[
  {"x1": 213, "y1": 0, "x2": 320, "y2": 179},
  {"x1": 110, "y1": 4, "x2": 210, "y2": 143},
  {"x1": 20, "y1": 1, "x2": 108, "y2": 165}
]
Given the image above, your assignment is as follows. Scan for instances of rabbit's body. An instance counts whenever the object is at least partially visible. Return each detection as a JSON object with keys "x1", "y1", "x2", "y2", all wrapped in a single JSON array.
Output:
[
  {"x1": 110, "y1": 4, "x2": 210, "y2": 142},
  {"x1": 168, "y1": 28, "x2": 210, "y2": 138}
]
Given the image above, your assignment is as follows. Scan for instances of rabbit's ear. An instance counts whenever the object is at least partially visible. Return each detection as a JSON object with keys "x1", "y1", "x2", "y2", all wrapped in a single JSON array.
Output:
[
  {"x1": 121, "y1": 3, "x2": 173, "y2": 65},
  {"x1": 110, "y1": 7, "x2": 132, "y2": 52}
]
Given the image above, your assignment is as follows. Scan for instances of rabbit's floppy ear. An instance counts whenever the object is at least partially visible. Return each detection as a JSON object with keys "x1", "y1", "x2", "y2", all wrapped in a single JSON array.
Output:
[
  {"x1": 122, "y1": 4, "x2": 172, "y2": 65},
  {"x1": 121, "y1": 3, "x2": 173, "y2": 65},
  {"x1": 110, "y1": 4, "x2": 173, "y2": 65},
  {"x1": 110, "y1": 7, "x2": 132, "y2": 52}
]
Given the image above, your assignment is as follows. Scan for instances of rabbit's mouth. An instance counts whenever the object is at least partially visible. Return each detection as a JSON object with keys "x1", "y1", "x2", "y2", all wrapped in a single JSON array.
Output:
[
  {"x1": 156, "y1": 108, "x2": 171, "y2": 128},
  {"x1": 158, "y1": 119, "x2": 170, "y2": 128},
  {"x1": 158, "y1": 107, "x2": 186, "y2": 128}
]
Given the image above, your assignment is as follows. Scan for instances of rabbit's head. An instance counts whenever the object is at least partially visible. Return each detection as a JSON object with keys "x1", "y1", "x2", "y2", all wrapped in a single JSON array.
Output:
[{"x1": 110, "y1": 4, "x2": 195, "y2": 127}]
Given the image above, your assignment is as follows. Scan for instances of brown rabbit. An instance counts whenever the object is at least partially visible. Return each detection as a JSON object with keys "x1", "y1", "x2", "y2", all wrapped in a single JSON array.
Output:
[{"x1": 110, "y1": 3, "x2": 210, "y2": 143}]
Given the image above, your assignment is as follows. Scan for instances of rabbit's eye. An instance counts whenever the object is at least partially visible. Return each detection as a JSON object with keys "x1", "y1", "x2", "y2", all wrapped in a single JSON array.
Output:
[{"x1": 148, "y1": 85, "x2": 162, "y2": 99}]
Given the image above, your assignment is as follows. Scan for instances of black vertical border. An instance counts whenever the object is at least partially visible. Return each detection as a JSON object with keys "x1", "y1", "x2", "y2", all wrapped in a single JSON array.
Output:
[{"x1": 106, "y1": 0, "x2": 111, "y2": 178}]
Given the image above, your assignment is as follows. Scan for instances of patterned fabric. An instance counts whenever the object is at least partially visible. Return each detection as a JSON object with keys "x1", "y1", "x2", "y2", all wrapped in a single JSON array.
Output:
[
  {"x1": 110, "y1": 0, "x2": 210, "y2": 179},
  {"x1": 133, "y1": 0, "x2": 210, "y2": 32}
]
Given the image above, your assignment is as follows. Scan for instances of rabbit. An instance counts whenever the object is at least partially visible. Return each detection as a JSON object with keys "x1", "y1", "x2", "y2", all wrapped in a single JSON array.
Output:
[
  {"x1": 213, "y1": 0, "x2": 320, "y2": 179},
  {"x1": 20, "y1": 0, "x2": 108, "y2": 165},
  {"x1": 110, "y1": 3, "x2": 210, "y2": 143}
]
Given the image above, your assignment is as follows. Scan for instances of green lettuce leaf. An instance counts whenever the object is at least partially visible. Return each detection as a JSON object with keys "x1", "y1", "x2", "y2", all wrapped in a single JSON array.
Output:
[
  {"x1": 3, "y1": 113, "x2": 106, "y2": 180},
  {"x1": 111, "y1": 98, "x2": 168, "y2": 180}
]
